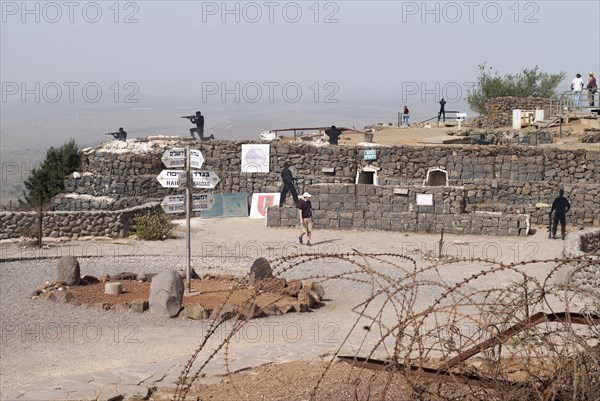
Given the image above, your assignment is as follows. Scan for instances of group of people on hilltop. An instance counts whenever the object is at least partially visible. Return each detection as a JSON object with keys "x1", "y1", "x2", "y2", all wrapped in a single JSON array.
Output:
[{"x1": 572, "y1": 72, "x2": 597, "y2": 107}]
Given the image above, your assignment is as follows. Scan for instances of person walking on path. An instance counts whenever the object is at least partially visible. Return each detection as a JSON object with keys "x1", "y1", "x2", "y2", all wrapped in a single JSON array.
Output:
[
  {"x1": 550, "y1": 189, "x2": 571, "y2": 240},
  {"x1": 280, "y1": 162, "x2": 299, "y2": 206},
  {"x1": 587, "y1": 72, "x2": 597, "y2": 107},
  {"x1": 571, "y1": 73, "x2": 585, "y2": 108},
  {"x1": 438, "y1": 99, "x2": 446, "y2": 123},
  {"x1": 298, "y1": 192, "x2": 313, "y2": 246},
  {"x1": 402, "y1": 106, "x2": 410, "y2": 126}
]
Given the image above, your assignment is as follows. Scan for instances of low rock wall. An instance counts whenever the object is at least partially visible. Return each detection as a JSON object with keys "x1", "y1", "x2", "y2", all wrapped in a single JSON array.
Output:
[
  {"x1": 267, "y1": 184, "x2": 529, "y2": 236},
  {"x1": 563, "y1": 228, "x2": 600, "y2": 297},
  {"x1": 0, "y1": 203, "x2": 160, "y2": 240}
]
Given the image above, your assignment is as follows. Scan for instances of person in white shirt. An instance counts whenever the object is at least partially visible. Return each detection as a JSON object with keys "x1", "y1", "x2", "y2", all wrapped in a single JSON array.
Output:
[{"x1": 571, "y1": 73, "x2": 584, "y2": 108}]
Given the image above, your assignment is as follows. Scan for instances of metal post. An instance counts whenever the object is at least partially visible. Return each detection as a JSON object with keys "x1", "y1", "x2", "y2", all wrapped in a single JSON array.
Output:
[
  {"x1": 185, "y1": 146, "x2": 192, "y2": 292},
  {"x1": 38, "y1": 193, "x2": 43, "y2": 248},
  {"x1": 398, "y1": 112, "x2": 401, "y2": 127}
]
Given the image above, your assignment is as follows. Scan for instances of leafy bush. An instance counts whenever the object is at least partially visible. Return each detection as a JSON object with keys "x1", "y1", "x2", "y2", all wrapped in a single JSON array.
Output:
[
  {"x1": 467, "y1": 63, "x2": 566, "y2": 114},
  {"x1": 20, "y1": 139, "x2": 81, "y2": 207},
  {"x1": 130, "y1": 210, "x2": 176, "y2": 240}
]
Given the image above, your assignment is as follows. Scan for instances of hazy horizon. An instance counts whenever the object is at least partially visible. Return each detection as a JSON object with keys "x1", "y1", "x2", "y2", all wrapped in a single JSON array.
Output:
[{"x1": 2, "y1": 0, "x2": 599, "y2": 204}]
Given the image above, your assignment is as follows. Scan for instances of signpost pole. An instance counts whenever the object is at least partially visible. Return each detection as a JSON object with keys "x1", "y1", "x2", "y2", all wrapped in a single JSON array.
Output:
[{"x1": 185, "y1": 146, "x2": 192, "y2": 293}]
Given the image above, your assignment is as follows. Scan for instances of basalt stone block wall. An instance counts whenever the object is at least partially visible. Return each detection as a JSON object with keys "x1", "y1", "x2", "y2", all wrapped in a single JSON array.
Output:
[
  {"x1": 53, "y1": 138, "x2": 598, "y2": 227},
  {"x1": 267, "y1": 184, "x2": 529, "y2": 236},
  {"x1": 0, "y1": 203, "x2": 160, "y2": 240},
  {"x1": 563, "y1": 228, "x2": 600, "y2": 297},
  {"x1": 485, "y1": 96, "x2": 550, "y2": 127}
]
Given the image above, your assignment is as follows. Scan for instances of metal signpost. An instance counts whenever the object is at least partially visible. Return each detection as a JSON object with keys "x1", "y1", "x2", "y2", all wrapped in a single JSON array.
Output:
[{"x1": 157, "y1": 147, "x2": 220, "y2": 291}]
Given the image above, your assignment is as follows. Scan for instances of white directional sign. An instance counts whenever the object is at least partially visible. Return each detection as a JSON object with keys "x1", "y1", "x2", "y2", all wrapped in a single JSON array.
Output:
[
  {"x1": 189, "y1": 149, "x2": 204, "y2": 169},
  {"x1": 161, "y1": 148, "x2": 186, "y2": 168},
  {"x1": 160, "y1": 194, "x2": 215, "y2": 212},
  {"x1": 161, "y1": 148, "x2": 204, "y2": 169},
  {"x1": 191, "y1": 170, "x2": 220, "y2": 189},
  {"x1": 157, "y1": 170, "x2": 220, "y2": 189}
]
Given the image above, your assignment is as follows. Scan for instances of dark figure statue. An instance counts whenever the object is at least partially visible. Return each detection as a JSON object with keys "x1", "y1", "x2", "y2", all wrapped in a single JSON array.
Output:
[
  {"x1": 550, "y1": 189, "x2": 571, "y2": 240},
  {"x1": 438, "y1": 98, "x2": 447, "y2": 123},
  {"x1": 107, "y1": 127, "x2": 127, "y2": 141},
  {"x1": 326, "y1": 125, "x2": 341, "y2": 145},
  {"x1": 280, "y1": 162, "x2": 299, "y2": 206},
  {"x1": 182, "y1": 111, "x2": 213, "y2": 141}
]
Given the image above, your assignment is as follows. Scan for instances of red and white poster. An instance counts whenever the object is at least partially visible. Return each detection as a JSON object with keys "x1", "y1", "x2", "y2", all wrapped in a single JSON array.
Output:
[{"x1": 250, "y1": 193, "x2": 280, "y2": 219}]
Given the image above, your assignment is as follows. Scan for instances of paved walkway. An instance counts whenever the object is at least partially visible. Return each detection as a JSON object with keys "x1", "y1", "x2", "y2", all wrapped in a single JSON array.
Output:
[{"x1": 0, "y1": 217, "x2": 565, "y2": 400}]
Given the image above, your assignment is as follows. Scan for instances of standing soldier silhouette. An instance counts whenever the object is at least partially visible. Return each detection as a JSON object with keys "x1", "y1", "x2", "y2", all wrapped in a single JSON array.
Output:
[
  {"x1": 438, "y1": 98, "x2": 447, "y2": 123},
  {"x1": 549, "y1": 189, "x2": 571, "y2": 240},
  {"x1": 280, "y1": 162, "x2": 299, "y2": 206}
]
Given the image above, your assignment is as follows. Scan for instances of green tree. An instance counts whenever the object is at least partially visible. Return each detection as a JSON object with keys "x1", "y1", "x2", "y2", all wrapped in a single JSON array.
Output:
[
  {"x1": 467, "y1": 63, "x2": 566, "y2": 114},
  {"x1": 20, "y1": 139, "x2": 81, "y2": 207}
]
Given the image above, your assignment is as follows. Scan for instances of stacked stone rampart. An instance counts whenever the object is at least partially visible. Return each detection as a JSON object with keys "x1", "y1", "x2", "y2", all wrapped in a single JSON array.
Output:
[
  {"x1": 0, "y1": 203, "x2": 159, "y2": 240},
  {"x1": 266, "y1": 184, "x2": 529, "y2": 236},
  {"x1": 47, "y1": 137, "x2": 599, "y2": 230},
  {"x1": 485, "y1": 96, "x2": 550, "y2": 127},
  {"x1": 563, "y1": 228, "x2": 600, "y2": 297}
]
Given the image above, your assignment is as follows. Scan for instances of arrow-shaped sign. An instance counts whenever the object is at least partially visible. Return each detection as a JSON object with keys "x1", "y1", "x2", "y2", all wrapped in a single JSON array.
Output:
[
  {"x1": 161, "y1": 148, "x2": 204, "y2": 169},
  {"x1": 189, "y1": 149, "x2": 204, "y2": 169},
  {"x1": 191, "y1": 170, "x2": 220, "y2": 189},
  {"x1": 157, "y1": 170, "x2": 183, "y2": 188},
  {"x1": 161, "y1": 148, "x2": 186, "y2": 169},
  {"x1": 160, "y1": 193, "x2": 216, "y2": 214}
]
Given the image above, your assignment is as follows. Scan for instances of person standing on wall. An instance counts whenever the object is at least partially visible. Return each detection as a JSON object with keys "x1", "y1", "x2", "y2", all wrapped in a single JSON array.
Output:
[
  {"x1": 549, "y1": 188, "x2": 571, "y2": 240},
  {"x1": 298, "y1": 192, "x2": 313, "y2": 246},
  {"x1": 279, "y1": 162, "x2": 299, "y2": 207},
  {"x1": 587, "y1": 72, "x2": 597, "y2": 107},
  {"x1": 571, "y1": 73, "x2": 584, "y2": 108},
  {"x1": 326, "y1": 125, "x2": 341, "y2": 145},
  {"x1": 438, "y1": 98, "x2": 446, "y2": 123},
  {"x1": 402, "y1": 106, "x2": 410, "y2": 126}
]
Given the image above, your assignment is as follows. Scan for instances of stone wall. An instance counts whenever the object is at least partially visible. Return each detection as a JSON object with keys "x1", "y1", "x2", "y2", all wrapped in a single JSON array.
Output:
[
  {"x1": 485, "y1": 96, "x2": 550, "y2": 127},
  {"x1": 266, "y1": 184, "x2": 529, "y2": 236},
  {"x1": 563, "y1": 228, "x2": 600, "y2": 297},
  {"x1": 0, "y1": 203, "x2": 160, "y2": 240},
  {"x1": 469, "y1": 130, "x2": 554, "y2": 146},
  {"x1": 52, "y1": 137, "x2": 599, "y2": 228}
]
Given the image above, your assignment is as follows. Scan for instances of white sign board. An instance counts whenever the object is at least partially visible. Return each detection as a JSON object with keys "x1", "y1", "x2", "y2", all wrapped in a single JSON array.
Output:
[
  {"x1": 189, "y1": 149, "x2": 204, "y2": 169},
  {"x1": 241, "y1": 144, "x2": 270, "y2": 173},
  {"x1": 157, "y1": 170, "x2": 182, "y2": 188},
  {"x1": 157, "y1": 170, "x2": 220, "y2": 189},
  {"x1": 160, "y1": 193, "x2": 215, "y2": 213},
  {"x1": 161, "y1": 148, "x2": 186, "y2": 168},
  {"x1": 416, "y1": 194, "x2": 433, "y2": 206},
  {"x1": 191, "y1": 170, "x2": 220, "y2": 189},
  {"x1": 250, "y1": 193, "x2": 280, "y2": 219}
]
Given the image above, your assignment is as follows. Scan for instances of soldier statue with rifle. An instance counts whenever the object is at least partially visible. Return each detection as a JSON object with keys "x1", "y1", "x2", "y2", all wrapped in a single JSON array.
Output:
[
  {"x1": 106, "y1": 127, "x2": 127, "y2": 141},
  {"x1": 181, "y1": 111, "x2": 213, "y2": 141}
]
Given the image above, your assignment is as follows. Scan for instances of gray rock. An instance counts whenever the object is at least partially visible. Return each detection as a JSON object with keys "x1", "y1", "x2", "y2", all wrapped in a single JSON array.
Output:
[
  {"x1": 248, "y1": 257, "x2": 272, "y2": 285},
  {"x1": 57, "y1": 256, "x2": 81, "y2": 286},
  {"x1": 149, "y1": 270, "x2": 184, "y2": 318},
  {"x1": 310, "y1": 282, "x2": 325, "y2": 298},
  {"x1": 181, "y1": 304, "x2": 209, "y2": 320}
]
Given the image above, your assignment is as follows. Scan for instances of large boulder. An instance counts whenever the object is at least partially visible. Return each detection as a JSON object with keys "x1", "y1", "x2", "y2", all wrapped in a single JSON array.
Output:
[
  {"x1": 57, "y1": 256, "x2": 81, "y2": 286},
  {"x1": 248, "y1": 257, "x2": 273, "y2": 285},
  {"x1": 149, "y1": 270, "x2": 184, "y2": 317}
]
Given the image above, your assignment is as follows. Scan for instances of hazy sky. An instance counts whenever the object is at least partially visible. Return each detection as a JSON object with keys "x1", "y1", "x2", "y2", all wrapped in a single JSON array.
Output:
[{"x1": 2, "y1": 0, "x2": 599, "y2": 106}]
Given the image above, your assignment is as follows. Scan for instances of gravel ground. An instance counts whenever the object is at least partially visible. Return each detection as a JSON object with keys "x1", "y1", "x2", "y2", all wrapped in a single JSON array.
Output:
[{"x1": 0, "y1": 218, "x2": 569, "y2": 390}]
